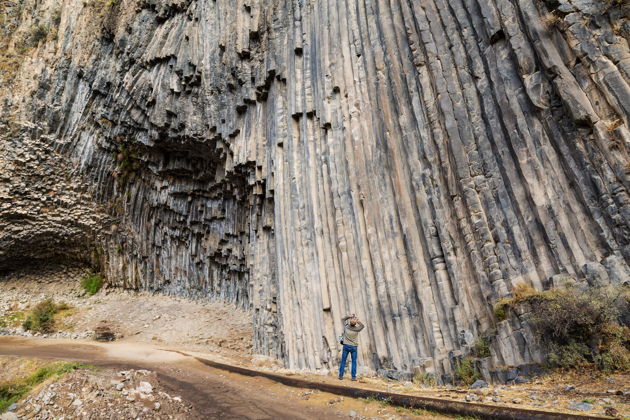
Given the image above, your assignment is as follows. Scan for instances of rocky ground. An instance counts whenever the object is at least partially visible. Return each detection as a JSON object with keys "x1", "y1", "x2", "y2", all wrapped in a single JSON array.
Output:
[
  {"x1": 1, "y1": 265, "x2": 629, "y2": 419},
  {"x1": 2, "y1": 362, "x2": 195, "y2": 419},
  {"x1": 0, "y1": 264, "x2": 253, "y2": 359},
  {"x1": 0, "y1": 353, "x2": 454, "y2": 420},
  {"x1": 325, "y1": 373, "x2": 630, "y2": 418}
]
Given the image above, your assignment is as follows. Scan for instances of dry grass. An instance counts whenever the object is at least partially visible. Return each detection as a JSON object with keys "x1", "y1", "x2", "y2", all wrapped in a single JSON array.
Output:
[
  {"x1": 495, "y1": 283, "x2": 545, "y2": 320},
  {"x1": 605, "y1": 118, "x2": 623, "y2": 132},
  {"x1": 542, "y1": 12, "x2": 564, "y2": 30}
]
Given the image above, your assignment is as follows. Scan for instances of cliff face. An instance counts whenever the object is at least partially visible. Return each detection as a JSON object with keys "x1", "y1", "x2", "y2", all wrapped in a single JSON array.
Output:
[{"x1": 1, "y1": 0, "x2": 629, "y2": 379}]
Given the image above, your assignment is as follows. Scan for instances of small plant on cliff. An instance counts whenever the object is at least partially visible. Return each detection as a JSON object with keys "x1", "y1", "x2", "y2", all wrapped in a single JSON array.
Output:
[
  {"x1": 473, "y1": 337, "x2": 491, "y2": 358},
  {"x1": 541, "y1": 11, "x2": 563, "y2": 30},
  {"x1": 496, "y1": 284, "x2": 630, "y2": 372},
  {"x1": 51, "y1": 9, "x2": 62, "y2": 27},
  {"x1": 453, "y1": 357, "x2": 480, "y2": 386},
  {"x1": 111, "y1": 140, "x2": 142, "y2": 185},
  {"x1": 81, "y1": 272, "x2": 103, "y2": 296},
  {"x1": 28, "y1": 24, "x2": 49, "y2": 44},
  {"x1": 21, "y1": 298, "x2": 71, "y2": 333},
  {"x1": 601, "y1": 0, "x2": 624, "y2": 13}
]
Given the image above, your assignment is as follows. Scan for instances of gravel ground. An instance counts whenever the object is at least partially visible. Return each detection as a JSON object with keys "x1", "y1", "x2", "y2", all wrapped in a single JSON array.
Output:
[
  {"x1": 0, "y1": 356, "x2": 197, "y2": 419},
  {"x1": 0, "y1": 264, "x2": 252, "y2": 359}
]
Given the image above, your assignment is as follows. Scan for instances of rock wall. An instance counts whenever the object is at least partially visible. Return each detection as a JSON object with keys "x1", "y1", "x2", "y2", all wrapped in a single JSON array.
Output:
[{"x1": 1, "y1": 0, "x2": 629, "y2": 379}]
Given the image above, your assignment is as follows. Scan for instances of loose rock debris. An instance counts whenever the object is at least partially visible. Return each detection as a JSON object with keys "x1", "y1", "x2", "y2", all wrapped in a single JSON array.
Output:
[{"x1": 12, "y1": 368, "x2": 196, "y2": 419}]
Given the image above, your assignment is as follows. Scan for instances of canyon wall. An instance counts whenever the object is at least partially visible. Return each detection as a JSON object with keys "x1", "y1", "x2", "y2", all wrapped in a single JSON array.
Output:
[{"x1": 1, "y1": 0, "x2": 629, "y2": 380}]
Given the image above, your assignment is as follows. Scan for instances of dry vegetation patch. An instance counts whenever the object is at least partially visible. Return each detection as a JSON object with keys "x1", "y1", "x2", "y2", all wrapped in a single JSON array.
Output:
[
  {"x1": 21, "y1": 298, "x2": 73, "y2": 334},
  {"x1": 496, "y1": 284, "x2": 630, "y2": 372}
]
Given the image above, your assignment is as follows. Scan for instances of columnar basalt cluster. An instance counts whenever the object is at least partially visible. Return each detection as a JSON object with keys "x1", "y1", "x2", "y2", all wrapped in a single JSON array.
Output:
[{"x1": 1, "y1": 0, "x2": 629, "y2": 380}]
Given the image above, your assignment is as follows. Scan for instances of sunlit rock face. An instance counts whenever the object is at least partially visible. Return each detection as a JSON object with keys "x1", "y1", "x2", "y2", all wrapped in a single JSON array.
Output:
[{"x1": 1, "y1": 0, "x2": 629, "y2": 379}]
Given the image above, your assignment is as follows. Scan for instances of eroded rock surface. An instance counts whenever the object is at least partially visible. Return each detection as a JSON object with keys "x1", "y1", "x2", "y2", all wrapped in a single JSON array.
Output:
[{"x1": 1, "y1": 0, "x2": 629, "y2": 380}]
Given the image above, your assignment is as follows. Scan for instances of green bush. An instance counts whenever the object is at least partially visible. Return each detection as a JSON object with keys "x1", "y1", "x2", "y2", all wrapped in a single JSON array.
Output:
[
  {"x1": 494, "y1": 304, "x2": 507, "y2": 321},
  {"x1": 51, "y1": 9, "x2": 62, "y2": 26},
  {"x1": 595, "y1": 326, "x2": 630, "y2": 372},
  {"x1": 453, "y1": 357, "x2": 479, "y2": 386},
  {"x1": 547, "y1": 342, "x2": 590, "y2": 369},
  {"x1": 473, "y1": 337, "x2": 491, "y2": 358},
  {"x1": 30, "y1": 24, "x2": 49, "y2": 43},
  {"x1": 81, "y1": 273, "x2": 103, "y2": 296},
  {"x1": 0, "y1": 382, "x2": 29, "y2": 412},
  {"x1": 22, "y1": 298, "x2": 56, "y2": 333},
  {"x1": 0, "y1": 362, "x2": 95, "y2": 412},
  {"x1": 0, "y1": 311, "x2": 26, "y2": 329},
  {"x1": 497, "y1": 284, "x2": 630, "y2": 372}
]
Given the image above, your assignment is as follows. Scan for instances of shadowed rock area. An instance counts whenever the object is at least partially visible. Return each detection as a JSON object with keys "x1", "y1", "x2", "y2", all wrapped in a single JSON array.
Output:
[{"x1": 0, "y1": 0, "x2": 629, "y2": 381}]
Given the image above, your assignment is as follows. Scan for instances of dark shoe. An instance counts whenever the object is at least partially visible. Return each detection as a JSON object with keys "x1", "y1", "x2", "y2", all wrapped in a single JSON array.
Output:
[
  {"x1": 338, "y1": 376, "x2": 343, "y2": 380},
  {"x1": 351, "y1": 378, "x2": 357, "y2": 381}
]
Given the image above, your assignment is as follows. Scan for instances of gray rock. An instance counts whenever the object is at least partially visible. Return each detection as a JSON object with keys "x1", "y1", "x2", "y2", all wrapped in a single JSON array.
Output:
[
  {"x1": 569, "y1": 402, "x2": 593, "y2": 412},
  {"x1": 0, "y1": 413, "x2": 19, "y2": 420},
  {"x1": 377, "y1": 369, "x2": 413, "y2": 382},
  {"x1": 470, "y1": 380, "x2": 488, "y2": 389},
  {"x1": 584, "y1": 262, "x2": 610, "y2": 287},
  {"x1": 136, "y1": 381, "x2": 153, "y2": 394},
  {"x1": 602, "y1": 256, "x2": 630, "y2": 285},
  {"x1": 465, "y1": 394, "x2": 479, "y2": 402}
]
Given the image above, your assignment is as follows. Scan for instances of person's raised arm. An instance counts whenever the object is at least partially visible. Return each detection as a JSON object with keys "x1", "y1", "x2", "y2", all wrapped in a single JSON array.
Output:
[
  {"x1": 356, "y1": 320, "x2": 365, "y2": 331},
  {"x1": 341, "y1": 313, "x2": 355, "y2": 322}
]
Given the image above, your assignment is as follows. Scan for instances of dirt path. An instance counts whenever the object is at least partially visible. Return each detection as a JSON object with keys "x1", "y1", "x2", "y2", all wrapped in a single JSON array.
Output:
[
  {"x1": 0, "y1": 337, "x2": 340, "y2": 419},
  {"x1": 0, "y1": 337, "x2": 457, "y2": 420}
]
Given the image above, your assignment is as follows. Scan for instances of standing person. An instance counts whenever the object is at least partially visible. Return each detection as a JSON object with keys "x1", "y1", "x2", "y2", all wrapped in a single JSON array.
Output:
[{"x1": 338, "y1": 313, "x2": 364, "y2": 381}]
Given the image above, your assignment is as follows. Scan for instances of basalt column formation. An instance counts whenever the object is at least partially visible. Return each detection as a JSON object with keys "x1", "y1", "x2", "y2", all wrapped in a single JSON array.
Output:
[{"x1": 1, "y1": 0, "x2": 629, "y2": 379}]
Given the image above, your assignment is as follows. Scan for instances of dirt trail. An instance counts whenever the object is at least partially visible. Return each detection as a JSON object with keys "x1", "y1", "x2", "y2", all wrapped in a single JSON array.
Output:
[
  {"x1": 0, "y1": 337, "x2": 339, "y2": 419},
  {"x1": 0, "y1": 337, "x2": 454, "y2": 420}
]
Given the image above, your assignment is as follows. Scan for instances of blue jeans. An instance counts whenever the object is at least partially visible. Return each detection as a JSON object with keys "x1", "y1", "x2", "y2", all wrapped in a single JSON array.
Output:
[{"x1": 339, "y1": 344, "x2": 358, "y2": 379}]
